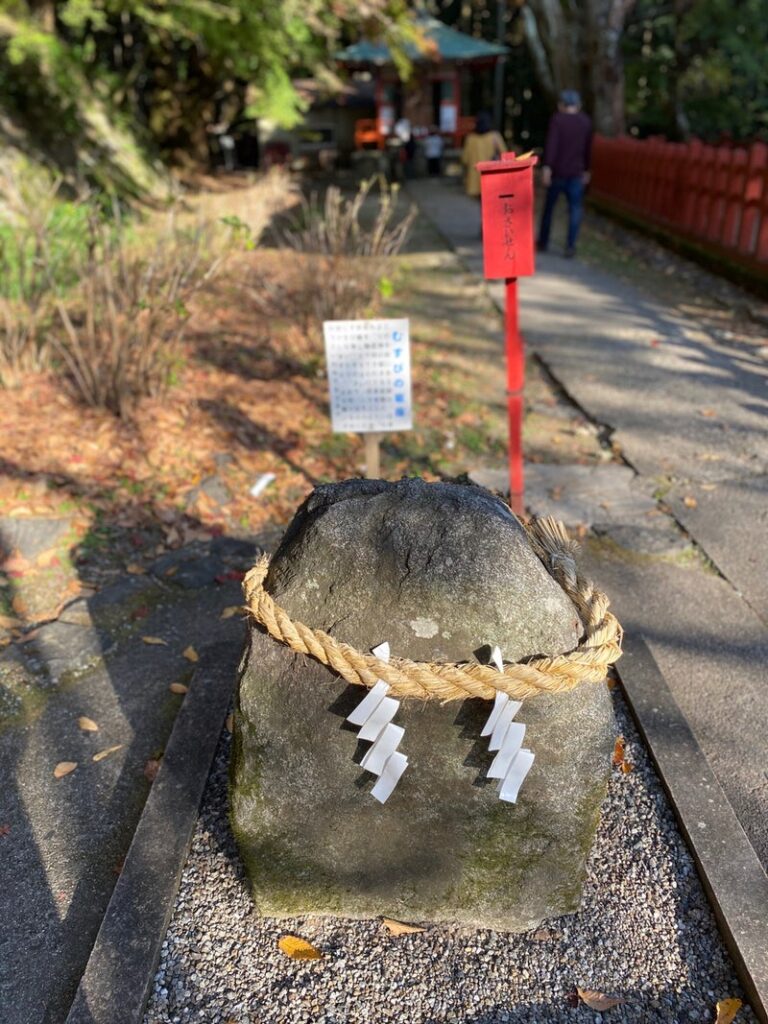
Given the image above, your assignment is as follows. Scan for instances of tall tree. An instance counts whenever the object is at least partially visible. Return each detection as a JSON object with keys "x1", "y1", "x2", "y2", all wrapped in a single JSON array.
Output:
[{"x1": 521, "y1": 0, "x2": 636, "y2": 134}]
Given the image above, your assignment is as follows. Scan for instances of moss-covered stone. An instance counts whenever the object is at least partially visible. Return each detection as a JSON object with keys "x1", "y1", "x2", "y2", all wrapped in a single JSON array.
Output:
[{"x1": 231, "y1": 479, "x2": 615, "y2": 931}]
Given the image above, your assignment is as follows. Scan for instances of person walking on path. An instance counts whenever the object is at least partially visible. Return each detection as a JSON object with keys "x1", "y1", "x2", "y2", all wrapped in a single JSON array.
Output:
[
  {"x1": 537, "y1": 90, "x2": 593, "y2": 257},
  {"x1": 424, "y1": 126, "x2": 444, "y2": 177},
  {"x1": 461, "y1": 112, "x2": 506, "y2": 197}
]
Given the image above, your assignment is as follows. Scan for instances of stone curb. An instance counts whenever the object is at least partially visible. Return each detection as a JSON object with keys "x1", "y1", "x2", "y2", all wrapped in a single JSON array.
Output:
[
  {"x1": 617, "y1": 633, "x2": 768, "y2": 1024},
  {"x1": 64, "y1": 641, "x2": 243, "y2": 1024}
]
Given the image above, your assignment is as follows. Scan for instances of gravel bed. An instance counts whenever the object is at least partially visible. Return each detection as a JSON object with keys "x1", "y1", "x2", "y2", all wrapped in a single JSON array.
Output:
[{"x1": 144, "y1": 689, "x2": 755, "y2": 1024}]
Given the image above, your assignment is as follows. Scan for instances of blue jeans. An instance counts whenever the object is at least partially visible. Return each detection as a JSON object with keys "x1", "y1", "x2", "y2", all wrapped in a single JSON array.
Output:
[{"x1": 537, "y1": 177, "x2": 585, "y2": 251}]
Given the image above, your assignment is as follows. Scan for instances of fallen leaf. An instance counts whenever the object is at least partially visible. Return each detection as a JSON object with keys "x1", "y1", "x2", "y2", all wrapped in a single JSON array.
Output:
[
  {"x1": 183, "y1": 645, "x2": 199, "y2": 662},
  {"x1": 382, "y1": 917, "x2": 425, "y2": 936},
  {"x1": 169, "y1": 682, "x2": 188, "y2": 694},
  {"x1": 577, "y1": 988, "x2": 624, "y2": 1011},
  {"x1": 699, "y1": 408, "x2": 717, "y2": 417},
  {"x1": 0, "y1": 823, "x2": 11, "y2": 837},
  {"x1": 611, "y1": 736, "x2": 634, "y2": 774},
  {"x1": 35, "y1": 549, "x2": 61, "y2": 568},
  {"x1": 220, "y1": 605, "x2": 242, "y2": 620},
  {"x1": 144, "y1": 757, "x2": 162, "y2": 782},
  {"x1": 2, "y1": 550, "x2": 30, "y2": 573},
  {"x1": 0, "y1": 614, "x2": 22, "y2": 630},
  {"x1": 225, "y1": 713, "x2": 234, "y2": 733},
  {"x1": 531, "y1": 927, "x2": 560, "y2": 941},
  {"x1": 77, "y1": 716, "x2": 99, "y2": 732},
  {"x1": 277, "y1": 935, "x2": 322, "y2": 960},
  {"x1": 142, "y1": 636, "x2": 167, "y2": 646},
  {"x1": 11, "y1": 595, "x2": 28, "y2": 616},
  {"x1": 126, "y1": 563, "x2": 145, "y2": 575},
  {"x1": 92, "y1": 744, "x2": 123, "y2": 762},
  {"x1": 715, "y1": 998, "x2": 742, "y2": 1024},
  {"x1": 701, "y1": 483, "x2": 718, "y2": 491},
  {"x1": 54, "y1": 761, "x2": 77, "y2": 778},
  {"x1": 683, "y1": 495, "x2": 698, "y2": 508}
]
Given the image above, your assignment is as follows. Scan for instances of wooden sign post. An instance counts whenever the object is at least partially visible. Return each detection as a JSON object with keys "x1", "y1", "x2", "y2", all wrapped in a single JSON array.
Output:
[
  {"x1": 476, "y1": 152, "x2": 538, "y2": 515},
  {"x1": 323, "y1": 318, "x2": 413, "y2": 479}
]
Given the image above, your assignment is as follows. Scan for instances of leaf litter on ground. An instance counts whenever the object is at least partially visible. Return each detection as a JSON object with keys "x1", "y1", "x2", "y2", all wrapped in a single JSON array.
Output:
[
  {"x1": 381, "y1": 917, "x2": 425, "y2": 936},
  {"x1": 612, "y1": 735, "x2": 633, "y2": 773},
  {"x1": 277, "y1": 935, "x2": 322, "y2": 960},
  {"x1": 92, "y1": 744, "x2": 123, "y2": 762},
  {"x1": 714, "y1": 998, "x2": 742, "y2": 1024},
  {"x1": 577, "y1": 987, "x2": 625, "y2": 1011}
]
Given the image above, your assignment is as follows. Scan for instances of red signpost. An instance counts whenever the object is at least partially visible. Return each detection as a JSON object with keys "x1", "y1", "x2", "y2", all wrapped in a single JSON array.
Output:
[{"x1": 476, "y1": 152, "x2": 538, "y2": 516}]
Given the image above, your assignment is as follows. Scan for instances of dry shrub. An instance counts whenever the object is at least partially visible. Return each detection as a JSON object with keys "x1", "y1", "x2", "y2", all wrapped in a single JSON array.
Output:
[
  {"x1": 52, "y1": 211, "x2": 230, "y2": 417},
  {"x1": 249, "y1": 177, "x2": 417, "y2": 334},
  {"x1": 0, "y1": 161, "x2": 68, "y2": 386}
]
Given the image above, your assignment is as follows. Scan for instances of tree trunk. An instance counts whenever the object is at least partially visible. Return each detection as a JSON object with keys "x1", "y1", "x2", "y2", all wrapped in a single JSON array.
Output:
[
  {"x1": 27, "y1": 0, "x2": 56, "y2": 32},
  {"x1": 523, "y1": 0, "x2": 634, "y2": 132},
  {"x1": 585, "y1": 0, "x2": 636, "y2": 135},
  {"x1": 523, "y1": 0, "x2": 581, "y2": 104}
]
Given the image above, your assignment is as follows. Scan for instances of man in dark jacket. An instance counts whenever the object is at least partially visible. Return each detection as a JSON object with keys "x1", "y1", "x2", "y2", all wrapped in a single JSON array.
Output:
[{"x1": 537, "y1": 90, "x2": 593, "y2": 257}]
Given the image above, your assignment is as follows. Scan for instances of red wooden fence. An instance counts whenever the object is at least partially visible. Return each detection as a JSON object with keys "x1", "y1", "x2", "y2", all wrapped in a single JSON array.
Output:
[{"x1": 591, "y1": 135, "x2": 768, "y2": 279}]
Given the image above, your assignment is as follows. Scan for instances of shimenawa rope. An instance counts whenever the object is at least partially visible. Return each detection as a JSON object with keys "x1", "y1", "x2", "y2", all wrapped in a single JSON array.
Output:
[{"x1": 243, "y1": 515, "x2": 622, "y2": 703}]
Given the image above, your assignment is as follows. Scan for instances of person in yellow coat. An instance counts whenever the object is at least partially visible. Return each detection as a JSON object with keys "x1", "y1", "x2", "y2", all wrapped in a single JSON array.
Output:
[{"x1": 461, "y1": 112, "x2": 506, "y2": 197}]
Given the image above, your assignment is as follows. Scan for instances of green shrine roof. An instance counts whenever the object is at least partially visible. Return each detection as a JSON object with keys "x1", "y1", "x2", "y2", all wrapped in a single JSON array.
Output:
[{"x1": 335, "y1": 15, "x2": 507, "y2": 65}]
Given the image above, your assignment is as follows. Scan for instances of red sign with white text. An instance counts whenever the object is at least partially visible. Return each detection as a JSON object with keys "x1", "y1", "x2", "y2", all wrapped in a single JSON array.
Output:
[{"x1": 477, "y1": 153, "x2": 537, "y2": 280}]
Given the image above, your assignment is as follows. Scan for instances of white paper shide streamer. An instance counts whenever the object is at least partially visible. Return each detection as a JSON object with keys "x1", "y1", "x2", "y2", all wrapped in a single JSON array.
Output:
[
  {"x1": 346, "y1": 642, "x2": 407, "y2": 803},
  {"x1": 481, "y1": 646, "x2": 535, "y2": 803}
]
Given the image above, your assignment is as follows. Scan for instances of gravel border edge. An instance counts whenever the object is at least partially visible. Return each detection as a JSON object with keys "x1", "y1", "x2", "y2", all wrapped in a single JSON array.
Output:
[
  {"x1": 618, "y1": 633, "x2": 768, "y2": 1024},
  {"x1": 62, "y1": 630, "x2": 768, "y2": 1024},
  {"x1": 63, "y1": 640, "x2": 242, "y2": 1024}
]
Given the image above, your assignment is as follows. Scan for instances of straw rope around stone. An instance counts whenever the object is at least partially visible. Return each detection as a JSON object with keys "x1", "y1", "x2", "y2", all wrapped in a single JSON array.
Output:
[{"x1": 243, "y1": 514, "x2": 622, "y2": 702}]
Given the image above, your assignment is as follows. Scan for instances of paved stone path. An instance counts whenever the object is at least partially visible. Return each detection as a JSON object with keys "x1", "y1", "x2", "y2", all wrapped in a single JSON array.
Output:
[
  {"x1": 0, "y1": 522, "x2": 277, "y2": 1024},
  {"x1": 407, "y1": 176, "x2": 768, "y2": 868}
]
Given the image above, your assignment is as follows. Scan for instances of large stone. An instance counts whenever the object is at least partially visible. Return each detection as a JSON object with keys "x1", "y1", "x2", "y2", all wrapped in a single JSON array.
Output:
[
  {"x1": 262, "y1": 478, "x2": 582, "y2": 663},
  {"x1": 231, "y1": 478, "x2": 614, "y2": 931}
]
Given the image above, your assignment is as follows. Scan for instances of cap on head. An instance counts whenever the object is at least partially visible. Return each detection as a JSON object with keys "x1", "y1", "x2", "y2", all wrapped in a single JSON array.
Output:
[{"x1": 560, "y1": 89, "x2": 581, "y2": 109}]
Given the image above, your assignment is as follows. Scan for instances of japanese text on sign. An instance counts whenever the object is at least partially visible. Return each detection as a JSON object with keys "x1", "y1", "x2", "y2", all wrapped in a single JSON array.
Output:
[
  {"x1": 502, "y1": 197, "x2": 516, "y2": 265},
  {"x1": 323, "y1": 318, "x2": 413, "y2": 433}
]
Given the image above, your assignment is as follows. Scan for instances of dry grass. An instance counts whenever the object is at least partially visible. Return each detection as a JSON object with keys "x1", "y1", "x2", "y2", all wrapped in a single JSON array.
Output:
[
  {"x1": 249, "y1": 177, "x2": 417, "y2": 330},
  {"x1": 52, "y1": 210, "x2": 230, "y2": 417}
]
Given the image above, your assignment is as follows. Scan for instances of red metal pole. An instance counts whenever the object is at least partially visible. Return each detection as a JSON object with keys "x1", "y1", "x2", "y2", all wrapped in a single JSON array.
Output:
[{"x1": 505, "y1": 277, "x2": 524, "y2": 515}]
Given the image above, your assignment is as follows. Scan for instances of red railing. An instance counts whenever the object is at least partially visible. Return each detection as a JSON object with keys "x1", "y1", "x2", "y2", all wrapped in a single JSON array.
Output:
[{"x1": 591, "y1": 135, "x2": 768, "y2": 279}]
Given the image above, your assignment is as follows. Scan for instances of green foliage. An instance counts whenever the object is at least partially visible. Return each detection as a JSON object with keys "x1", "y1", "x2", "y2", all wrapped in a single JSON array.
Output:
[
  {"x1": 625, "y1": 0, "x2": 768, "y2": 141},
  {"x1": 0, "y1": 1, "x2": 416, "y2": 191}
]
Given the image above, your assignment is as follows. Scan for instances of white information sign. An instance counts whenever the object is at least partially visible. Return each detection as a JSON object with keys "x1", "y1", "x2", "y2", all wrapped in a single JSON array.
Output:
[{"x1": 323, "y1": 318, "x2": 412, "y2": 434}]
